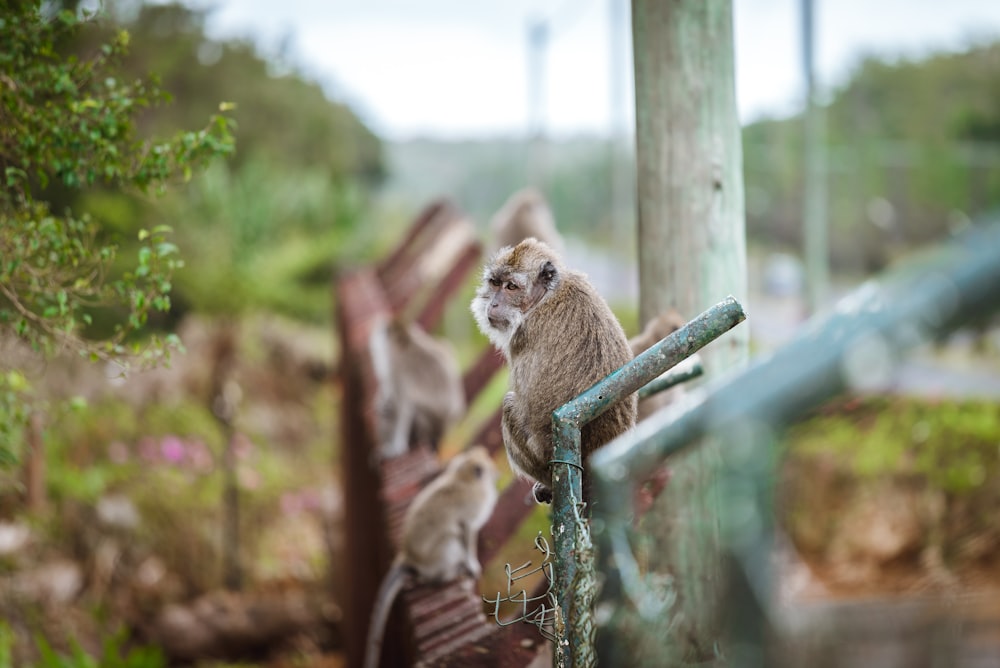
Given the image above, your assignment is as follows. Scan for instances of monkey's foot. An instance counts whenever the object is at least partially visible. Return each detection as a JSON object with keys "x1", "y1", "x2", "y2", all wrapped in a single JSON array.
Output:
[
  {"x1": 532, "y1": 482, "x2": 553, "y2": 504},
  {"x1": 462, "y1": 561, "x2": 482, "y2": 581}
]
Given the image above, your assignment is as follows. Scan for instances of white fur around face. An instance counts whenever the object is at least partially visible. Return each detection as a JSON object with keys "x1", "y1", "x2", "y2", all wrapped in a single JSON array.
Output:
[{"x1": 470, "y1": 290, "x2": 523, "y2": 360}]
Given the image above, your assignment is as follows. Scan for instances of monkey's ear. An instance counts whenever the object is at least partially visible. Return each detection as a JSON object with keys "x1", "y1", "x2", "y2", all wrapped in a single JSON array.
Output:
[
  {"x1": 537, "y1": 261, "x2": 557, "y2": 287},
  {"x1": 528, "y1": 260, "x2": 557, "y2": 309}
]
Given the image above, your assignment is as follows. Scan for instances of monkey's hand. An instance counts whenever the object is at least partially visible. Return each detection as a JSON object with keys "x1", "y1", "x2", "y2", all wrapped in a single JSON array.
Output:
[{"x1": 532, "y1": 482, "x2": 553, "y2": 505}]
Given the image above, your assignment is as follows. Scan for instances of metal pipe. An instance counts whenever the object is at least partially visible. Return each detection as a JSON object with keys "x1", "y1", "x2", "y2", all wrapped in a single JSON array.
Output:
[
  {"x1": 591, "y1": 220, "x2": 1000, "y2": 663},
  {"x1": 549, "y1": 295, "x2": 747, "y2": 665},
  {"x1": 636, "y1": 358, "x2": 704, "y2": 400}
]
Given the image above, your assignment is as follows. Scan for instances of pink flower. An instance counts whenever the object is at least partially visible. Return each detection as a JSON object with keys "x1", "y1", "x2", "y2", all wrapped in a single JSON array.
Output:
[
  {"x1": 298, "y1": 489, "x2": 321, "y2": 512},
  {"x1": 185, "y1": 439, "x2": 214, "y2": 473},
  {"x1": 160, "y1": 435, "x2": 186, "y2": 464}
]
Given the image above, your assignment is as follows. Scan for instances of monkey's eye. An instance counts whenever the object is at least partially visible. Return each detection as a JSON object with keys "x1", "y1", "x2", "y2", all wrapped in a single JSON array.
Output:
[
  {"x1": 488, "y1": 278, "x2": 502, "y2": 288},
  {"x1": 505, "y1": 281, "x2": 518, "y2": 291},
  {"x1": 471, "y1": 464, "x2": 483, "y2": 478}
]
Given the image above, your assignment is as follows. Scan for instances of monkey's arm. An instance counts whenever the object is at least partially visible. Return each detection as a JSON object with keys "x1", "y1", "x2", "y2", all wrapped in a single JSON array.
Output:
[
  {"x1": 502, "y1": 392, "x2": 554, "y2": 504},
  {"x1": 461, "y1": 520, "x2": 481, "y2": 579},
  {"x1": 383, "y1": 395, "x2": 414, "y2": 459},
  {"x1": 500, "y1": 392, "x2": 531, "y2": 479}
]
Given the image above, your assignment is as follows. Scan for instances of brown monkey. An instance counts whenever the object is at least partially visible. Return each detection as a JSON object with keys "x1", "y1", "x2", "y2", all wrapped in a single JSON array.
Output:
[
  {"x1": 364, "y1": 446, "x2": 498, "y2": 668},
  {"x1": 488, "y1": 187, "x2": 565, "y2": 255},
  {"x1": 628, "y1": 308, "x2": 687, "y2": 358},
  {"x1": 369, "y1": 316, "x2": 465, "y2": 458},
  {"x1": 470, "y1": 238, "x2": 636, "y2": 503},
  {"x1": 629, "y1": 308, "x2": 701, "y2": 421}
]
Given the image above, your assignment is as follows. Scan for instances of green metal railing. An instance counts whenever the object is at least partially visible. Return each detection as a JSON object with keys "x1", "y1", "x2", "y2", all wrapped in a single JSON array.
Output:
[
  {"x1": 581, "y1": 220, "x2": 1000, "y2": 666},
  {"x1": 549, "y1": 296, "x2": 748, "y2": 666}
]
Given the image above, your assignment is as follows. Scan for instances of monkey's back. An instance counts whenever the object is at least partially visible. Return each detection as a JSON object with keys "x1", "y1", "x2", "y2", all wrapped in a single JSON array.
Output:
[
  {"x1": 395, "y1": 335, "x2": 465, "y2": 421},
  {"x1": 509, "y1": 271, "x2": 637, "y2": 467},
  {"x1": 400, "y1": 461, "x2": 497, "y2": 580}
]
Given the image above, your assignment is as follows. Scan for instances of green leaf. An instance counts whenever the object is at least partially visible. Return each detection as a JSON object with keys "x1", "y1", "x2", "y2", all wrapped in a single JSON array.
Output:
[
  {"x1": 155, "y1": 242, "x2": 178, "y2": 257},
  {"x1": 5, "y1": 371, "x2": 28, "y2": 392}
]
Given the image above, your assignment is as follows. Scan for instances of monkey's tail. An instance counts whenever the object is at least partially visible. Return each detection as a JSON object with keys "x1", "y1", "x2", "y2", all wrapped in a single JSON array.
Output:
[{"x1": 364, "y1": 560, "x2": 410, "y2": 668}]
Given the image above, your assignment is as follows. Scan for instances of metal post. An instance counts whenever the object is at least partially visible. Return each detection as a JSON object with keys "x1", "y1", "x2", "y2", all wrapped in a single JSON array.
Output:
[
  {"x1": 802, "y1": 0, "x2": 829, "y2": 314},
  {"x1": 592, "y1": 220, "x2": 1000, "y2": 663},
  {"x1": 550, "y1": 296, "x2": 747, "y2": 666}
]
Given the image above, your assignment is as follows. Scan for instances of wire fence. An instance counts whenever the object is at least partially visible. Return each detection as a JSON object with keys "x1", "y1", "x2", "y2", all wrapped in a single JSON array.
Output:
[
  {"x1": 590, "y1": 219, "x2": 1000, "y2": 666},
  {"x1": 479, "y1": 219, "x2": 1000, "y2": 666}
]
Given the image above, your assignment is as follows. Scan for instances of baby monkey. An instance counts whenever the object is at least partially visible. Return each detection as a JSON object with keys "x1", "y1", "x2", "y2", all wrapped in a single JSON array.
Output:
[
  {"x1": 364, "y1": 446, "x2": 498, "y2": 668},
  {"x1": 471, "y1": 237, "x2": 636, "y2": 503}
]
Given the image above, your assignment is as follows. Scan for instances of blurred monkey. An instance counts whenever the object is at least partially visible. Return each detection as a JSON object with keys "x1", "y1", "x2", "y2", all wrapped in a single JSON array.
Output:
[
  {"x1": 629, "y1": 308, "x2": 701, "y2": 421},
  {"x1": 488, "y1": 187, "x2": 565, "y2": 255},
  {"x1": 369, "y1": 317, "x2": 465, "y2": 458},
  {"x1": 628, "y1": 309, "x2": 687, "y2": 359},
  {"x1": 363, "y1": 446, "x2": 498, "y2": 668}
]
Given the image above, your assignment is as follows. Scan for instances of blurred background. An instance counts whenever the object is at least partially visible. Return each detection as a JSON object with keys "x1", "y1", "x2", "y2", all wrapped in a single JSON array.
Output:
[{"x1": 2, "y1": 0, "x2": 999, "y2": 665}]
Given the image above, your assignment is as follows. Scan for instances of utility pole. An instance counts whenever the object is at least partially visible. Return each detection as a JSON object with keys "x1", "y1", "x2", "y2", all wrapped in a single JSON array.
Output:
[
  {"x1": 605, "y1": 0, "x2": 747, "y2": 663},
  {"x1": 802, "y1": 0, "x2": 829, "y2": 314},
  {"x1": 526, "y1": 17, "x2": 549, "y2": 187},
  {"x1": 608, "y1": 0, "x2": 629, "y2": 233}
]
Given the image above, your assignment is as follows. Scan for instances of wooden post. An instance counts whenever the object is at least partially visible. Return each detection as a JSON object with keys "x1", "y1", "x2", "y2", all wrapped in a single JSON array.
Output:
[
  {"x1": 24, "y1": 413, "x2": 46, "y2": 512},
  {"x1": 210, "y1": 323, "x2": 242, "y2": 591},
  {"x1": 628, "y1": 0, "x2": 748, "y2": 662}
]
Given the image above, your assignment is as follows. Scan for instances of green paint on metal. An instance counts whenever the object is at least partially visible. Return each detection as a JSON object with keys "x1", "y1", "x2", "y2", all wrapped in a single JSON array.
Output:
[
  {"x1": 591, "y1": 220, "x2": 1000, "y2": 663},
  {"x1": 549, "y1": 295, "x2": 747, "y2": 666},
  {"x1": 637, "y1": 359, "x2": 704, "y2": 400}
]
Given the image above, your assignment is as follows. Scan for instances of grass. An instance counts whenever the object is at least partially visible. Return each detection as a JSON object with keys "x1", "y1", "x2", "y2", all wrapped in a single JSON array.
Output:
[{"x1": 786, "y1": 394, "x2": 1000, "y2": 493}]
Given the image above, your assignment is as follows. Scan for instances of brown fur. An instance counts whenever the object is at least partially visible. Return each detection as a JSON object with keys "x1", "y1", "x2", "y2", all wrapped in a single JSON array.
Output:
[
  {"x1": 369, "y1": 317, "x2": 465, "y2": 458},
  {"x1": 488, "y1": 188, "x2": 564, "y2": 254},
  {"x1": 471, "y1": 238, "x2": 636, "y2": 502},
  {"x1": 364, "y1": 446, "x2": 498, "y2": 668},
  {"x1": 629, "y1": 309, "x2": 694, "y2": 422}
]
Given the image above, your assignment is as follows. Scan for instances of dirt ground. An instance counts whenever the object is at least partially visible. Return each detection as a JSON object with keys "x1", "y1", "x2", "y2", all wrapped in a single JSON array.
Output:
[{"x1": 3, "y1": 312, "x2": 999, "y2": 666}]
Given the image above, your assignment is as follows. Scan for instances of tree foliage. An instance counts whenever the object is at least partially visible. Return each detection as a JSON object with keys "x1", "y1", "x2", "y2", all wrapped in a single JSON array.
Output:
[
  {"x1": 83, "y1": 2, "x2": 384, "y2": 186},
  {"x1": 0, "y1": 2, "x2": 235, "y2": 457},
  {"x1": 67, "y1": 2, "x2": 386, "y2": 324},
  {"x1": 742, "y1": 40, "x2": 1000, "y2": 272}
]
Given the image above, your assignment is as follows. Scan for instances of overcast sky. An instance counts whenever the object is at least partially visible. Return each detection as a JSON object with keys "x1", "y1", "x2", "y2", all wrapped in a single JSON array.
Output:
[{"x1": 189, "y1": 0, "x2": 1000, "y2": 140}]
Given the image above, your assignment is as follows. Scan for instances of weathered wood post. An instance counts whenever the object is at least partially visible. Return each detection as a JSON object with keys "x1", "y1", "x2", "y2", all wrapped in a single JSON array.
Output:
[{"x1": 628, "y1": 0, "x2": 748, "y2": 662}]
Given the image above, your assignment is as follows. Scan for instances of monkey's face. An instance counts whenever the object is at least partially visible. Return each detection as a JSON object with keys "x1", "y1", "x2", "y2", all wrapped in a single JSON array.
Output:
[
  {"x1": 454, "y1": 446, "x2": 498, "y2": 484},
  {"x1": 471, "y1": 241, "x2": 559, "y2": 357}
]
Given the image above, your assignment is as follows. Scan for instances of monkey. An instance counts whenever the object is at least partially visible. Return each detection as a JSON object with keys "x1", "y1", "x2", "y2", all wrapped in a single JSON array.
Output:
[
  {"x1": 488, "y1": 187, "x2": 565, "y2": 255},
  {"x1": 369, "y1": 316, "x2": 466, "y2": 459},
  {"x1": 364, "y1": 446, "x2": 498, "y2": 668},
  {"x1": 628, "y1": 308, "x2": 686, "y2": 359},
  {"x1": 629, "y1": 308, "x2": 702, "y2": 421},
  {"x1": 470, "y1": 237, "x2": 637, "y2": 504}
]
